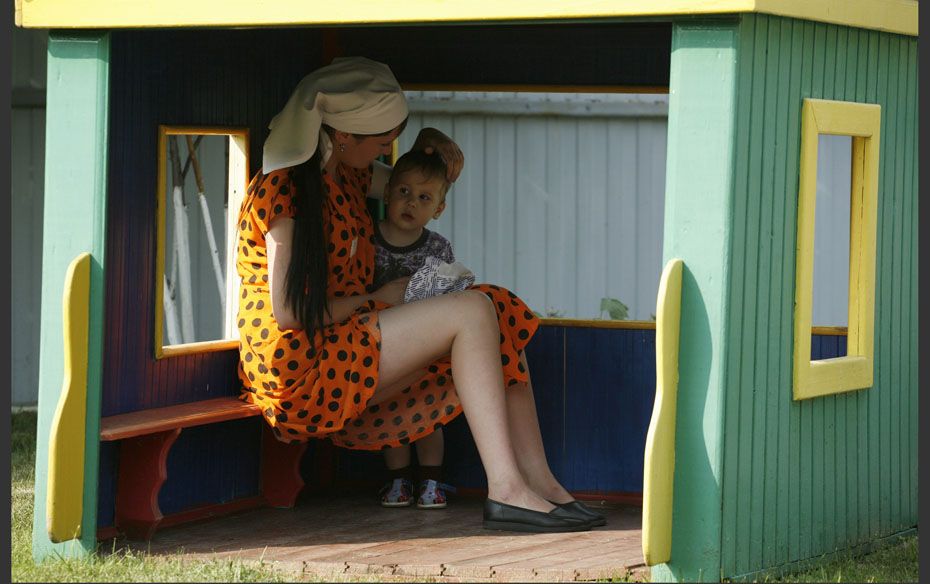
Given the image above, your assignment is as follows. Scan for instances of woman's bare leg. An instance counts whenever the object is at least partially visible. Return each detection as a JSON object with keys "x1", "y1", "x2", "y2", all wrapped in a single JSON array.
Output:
[
  {"x1": 505, "y1": 353, "x2": 574, "y2": 504},
  {"x1": 372, "y1": 290, "x2": 555, "y2": 513}
]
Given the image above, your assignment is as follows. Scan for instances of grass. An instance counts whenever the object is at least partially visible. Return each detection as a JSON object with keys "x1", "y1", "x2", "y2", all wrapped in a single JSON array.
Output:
[
  {"x1": 11, "y1": 411, "x2": 918, "y2": 582},
  {"x1": 757, "y1": 535, "x2": 919, "y2": 583},
  {"x1": 12, "y1": 411, "x2": 296, "y2": 583}
]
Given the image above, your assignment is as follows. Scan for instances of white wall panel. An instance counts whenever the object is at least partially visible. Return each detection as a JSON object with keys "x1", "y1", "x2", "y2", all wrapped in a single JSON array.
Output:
[
  {"x1": 515, "y1": 118, "x2": 549, "y2": 313},
  {"x1": 545, "y1": 121, "x2": 578, "y2": 317},
  {"x1": 12, "y1": 109, "x2": 46, "y2": 406},
  {"x1": 482, "y1": 119, "x2": 517, "y2": 289},
  {"x1": 12, "y1": 27, "x2": 47, "y2": 407},
  {"x1": 399, "y1": 92, "x2": 670, "y2": 321}
]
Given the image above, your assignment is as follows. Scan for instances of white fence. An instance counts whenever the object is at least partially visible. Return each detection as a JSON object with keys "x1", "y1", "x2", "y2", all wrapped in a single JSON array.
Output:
[{"x1": 398, "y1": 91, "x2": 670, "y2": 321}]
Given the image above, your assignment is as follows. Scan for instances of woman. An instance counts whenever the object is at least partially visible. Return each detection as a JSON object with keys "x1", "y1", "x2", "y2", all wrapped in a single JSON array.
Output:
[{"x1": 237, "y1": 57, "x2": 605, "y2": 532}]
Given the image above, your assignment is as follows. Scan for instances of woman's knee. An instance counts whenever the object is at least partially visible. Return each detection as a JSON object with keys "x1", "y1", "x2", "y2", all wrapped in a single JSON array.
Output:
[{"x1": 457, "y1": 290, "x2": 498, "y2": 324}]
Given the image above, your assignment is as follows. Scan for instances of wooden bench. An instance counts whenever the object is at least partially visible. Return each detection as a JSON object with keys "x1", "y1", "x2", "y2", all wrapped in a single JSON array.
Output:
[{"x1": 100, "y1": 396, "x2": 309, "y2": 540}]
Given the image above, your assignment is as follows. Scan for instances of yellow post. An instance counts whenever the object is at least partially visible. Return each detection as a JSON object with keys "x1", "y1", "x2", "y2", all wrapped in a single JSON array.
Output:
[
  {"x1": 642, "y1": 258, "x2": 684, "y2": 566},
  {"x1": 46, "y1": 253, "x2": 91, "y2": 542}
]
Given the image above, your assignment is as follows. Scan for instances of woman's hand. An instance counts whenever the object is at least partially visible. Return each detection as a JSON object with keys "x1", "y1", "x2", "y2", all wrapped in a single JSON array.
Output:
[
  {"x1": 412, "y1": 127, "x2": 464, "y2": 182},
  {"x1": 371, "y1": 277, "x2": 411, "y2": 305}
]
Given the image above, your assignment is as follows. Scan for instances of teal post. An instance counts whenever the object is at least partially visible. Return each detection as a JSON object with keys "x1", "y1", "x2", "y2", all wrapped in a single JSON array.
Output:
[
  {"x1": 651, "y1": 21, "x2": 739, "y2": 582},
  {"x1": 32, "y1": 32, "x2": 109, "y2": 561}
]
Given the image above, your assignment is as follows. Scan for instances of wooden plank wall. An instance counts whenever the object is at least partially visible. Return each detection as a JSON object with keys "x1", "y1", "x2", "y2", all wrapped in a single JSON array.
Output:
[
  {"x1": 719, "y1": 15, "x2": 918, "y2": 578},
  {"x1": 334, "y1": 23, "x2": 670, "y2": 89}
]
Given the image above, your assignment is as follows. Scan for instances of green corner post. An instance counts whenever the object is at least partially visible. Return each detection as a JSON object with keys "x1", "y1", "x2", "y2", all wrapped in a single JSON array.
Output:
[
  {"x1": 32, "y1": 31, "x2": 110, "y2": 561},
  {"x1": 650, "y1": 20, "x2": 740, "y2": 582}
]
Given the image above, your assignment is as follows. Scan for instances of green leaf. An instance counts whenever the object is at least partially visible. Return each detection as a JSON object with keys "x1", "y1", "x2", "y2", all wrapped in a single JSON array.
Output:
[{"x1": 600, "y1": 297, "x2": 629, "y2": 320}]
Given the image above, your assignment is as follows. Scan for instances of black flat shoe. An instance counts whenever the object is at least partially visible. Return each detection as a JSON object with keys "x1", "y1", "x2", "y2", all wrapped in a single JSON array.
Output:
[
  {"x1": 483, "y1": 499, "x2": 592, "y2": 533},
  {"x1": 550, "y1": 500, "x2": 607, "y2": 527}
]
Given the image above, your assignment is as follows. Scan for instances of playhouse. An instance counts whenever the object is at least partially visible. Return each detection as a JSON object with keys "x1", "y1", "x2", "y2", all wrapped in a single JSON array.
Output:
[{"x1": 18, "y1": 1, "x2": 918, "y2": 581}]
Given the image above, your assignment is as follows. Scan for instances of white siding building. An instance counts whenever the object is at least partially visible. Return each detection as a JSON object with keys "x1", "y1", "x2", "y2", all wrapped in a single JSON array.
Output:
[{"x1": 398, "y1": 91, "x2": 670, "y2": 321}]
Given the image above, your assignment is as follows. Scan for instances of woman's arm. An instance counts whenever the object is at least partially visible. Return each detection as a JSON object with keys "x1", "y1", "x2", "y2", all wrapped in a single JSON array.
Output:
[
  {"x1": 326, "y1": 277, "x2": 408, "y2": 323},
  {"x1": 267, "y1": 217, "x2": 408, "y2": 330},
  {"x1": 266, "y1": 217, "x2": 301, "y2": 329}
]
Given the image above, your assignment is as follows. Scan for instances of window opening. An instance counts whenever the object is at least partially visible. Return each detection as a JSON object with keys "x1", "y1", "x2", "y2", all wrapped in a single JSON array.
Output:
[
  {"x1": 811, "y1": 134, "x2": 852, "y2": 357},
  {"x1": 155, "y1": 126, "x2": 249, "y2": 358}
]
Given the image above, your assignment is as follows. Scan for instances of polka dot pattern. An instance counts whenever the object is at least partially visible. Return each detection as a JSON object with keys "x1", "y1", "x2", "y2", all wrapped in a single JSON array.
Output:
[{"x1": 236, "y1": 165, "x2": 539, "y2": 450}]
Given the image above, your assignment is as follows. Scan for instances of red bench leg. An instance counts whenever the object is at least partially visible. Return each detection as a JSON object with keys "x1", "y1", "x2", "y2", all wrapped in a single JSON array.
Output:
[
  {"x1": 261, "y1": 425, "x2": 308, "y2": 507},
  {"x1": 115, "y1": 428, "x2": 181, "y2": 540}
]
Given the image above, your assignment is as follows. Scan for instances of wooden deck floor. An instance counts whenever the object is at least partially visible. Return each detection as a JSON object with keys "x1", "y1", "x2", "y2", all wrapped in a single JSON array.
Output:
[{"x1": 122, "y1": 494, "x2": 647, "y2": 581}]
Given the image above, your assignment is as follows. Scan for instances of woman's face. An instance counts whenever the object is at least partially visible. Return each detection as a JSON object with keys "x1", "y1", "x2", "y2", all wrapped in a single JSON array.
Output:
[{"x1": 337, "y1": 127, "x2": 403, "y2": 169}]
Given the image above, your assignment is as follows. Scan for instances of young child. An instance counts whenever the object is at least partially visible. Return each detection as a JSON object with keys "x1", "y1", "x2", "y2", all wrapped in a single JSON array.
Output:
[{"x1": 374, "y1": 149, "x2": 462, "y2": 509}]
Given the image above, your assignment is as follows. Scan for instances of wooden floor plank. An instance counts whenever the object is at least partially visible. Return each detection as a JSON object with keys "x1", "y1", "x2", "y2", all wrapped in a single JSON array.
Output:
[
  {"x1": 446, "y1": 533, "x2": 599, "y2": 567},
  {"x1": 490, "y1": 536, "x2": 632, "y2": 571},
  {"x1": 116, "y1": 494, "x2": 645, "y2": 581}
]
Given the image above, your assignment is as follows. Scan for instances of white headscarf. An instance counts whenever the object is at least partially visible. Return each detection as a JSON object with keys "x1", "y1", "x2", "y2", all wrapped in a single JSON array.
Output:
[{"x1": 262, "y1": 57, "x2": 408, "y2": 172}]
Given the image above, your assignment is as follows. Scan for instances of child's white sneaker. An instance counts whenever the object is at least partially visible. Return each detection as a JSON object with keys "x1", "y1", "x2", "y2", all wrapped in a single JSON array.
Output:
[
  {"x1": 417, "y1": 479, "x2": 455, "y2": 509},
  {"x1": 380, "y1": 478, "x2": 413, "y2": 507}
]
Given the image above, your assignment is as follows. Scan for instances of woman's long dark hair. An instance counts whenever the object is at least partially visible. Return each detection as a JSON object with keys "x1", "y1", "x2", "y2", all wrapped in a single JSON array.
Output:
[
  {"x1": 282, "y1": 120, "x2": 408, "y2": 345},
  {"x1": 284, "y1": 149, "x2": 328, "y2": 345}
]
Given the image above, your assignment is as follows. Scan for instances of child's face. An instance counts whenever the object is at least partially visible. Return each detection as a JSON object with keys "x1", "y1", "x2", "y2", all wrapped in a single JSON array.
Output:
[{"x1": 384, "y1": 169, "x2": 447, "y2": 232}]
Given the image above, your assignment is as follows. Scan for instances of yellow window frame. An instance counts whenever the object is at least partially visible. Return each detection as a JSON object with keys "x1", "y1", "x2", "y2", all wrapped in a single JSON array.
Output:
[
  {"x1": 154, "y1": 126, "x2": 250, "y2": 359},
  {"x1": 793, "y1": 98, "x2": 880, "y2": 400}
]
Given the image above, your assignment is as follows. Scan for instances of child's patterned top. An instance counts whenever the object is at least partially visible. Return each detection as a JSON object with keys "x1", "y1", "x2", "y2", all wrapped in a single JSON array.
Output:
[{"x1": 373, "y1": 224, "x2": 455, "y2": 290}]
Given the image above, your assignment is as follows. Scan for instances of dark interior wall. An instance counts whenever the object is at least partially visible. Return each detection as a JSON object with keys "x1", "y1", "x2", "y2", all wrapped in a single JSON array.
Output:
[
  {"x1": 102, "y1": 22, "x2": 672, "y2": 416},
  {"x1": 335, "y1": 22, "x2": 671, "y2": 87},
  {"x1": 104, "y1": 28, "x2": 325, "y2": 416}
]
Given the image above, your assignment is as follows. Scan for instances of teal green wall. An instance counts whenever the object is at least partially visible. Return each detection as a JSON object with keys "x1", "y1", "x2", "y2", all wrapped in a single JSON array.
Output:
[
  {"x1": 653, "y1": 20, "x2": 740, "y2": 582},
  {"x1": 719, "y1": 14, "x2": 918, "y2": 579},
  {"x1": 657, "y1": 14, "x2": 917, "y2": 582},
  {"x1": 32, "y1": 32, "x2": 110, "y2": 561}
]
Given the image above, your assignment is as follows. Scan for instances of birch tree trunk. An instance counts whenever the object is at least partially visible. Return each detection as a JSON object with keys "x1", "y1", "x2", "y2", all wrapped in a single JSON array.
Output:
[
  {"x1": 168, "y1": 136, "x2": 195, "y2": 343},
  {"x1": 162, "y1": 278, "x2": 182, "y2": 345},
  {"x1": 186, "y1": 135, "x2": 226, "y2": 306},
  {"x1": 161, "y1": 237, "x2": 183, "y2": 345}
]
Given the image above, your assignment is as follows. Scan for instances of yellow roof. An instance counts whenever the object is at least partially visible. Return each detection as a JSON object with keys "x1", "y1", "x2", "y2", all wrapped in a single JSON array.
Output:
[{"x1": 15, "y1": 0, "x2": 917, "y2": 36}]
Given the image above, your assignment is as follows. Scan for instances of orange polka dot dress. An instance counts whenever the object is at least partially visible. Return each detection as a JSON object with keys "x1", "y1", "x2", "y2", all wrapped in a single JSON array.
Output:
[{"x1": 236, "y1": 163, "x2": 539, "y2": 450}]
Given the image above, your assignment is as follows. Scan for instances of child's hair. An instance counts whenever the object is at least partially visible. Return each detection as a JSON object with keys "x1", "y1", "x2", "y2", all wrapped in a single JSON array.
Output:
[{"x1": 388, "y1": 149, "x2": 452, "y2": 198}]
